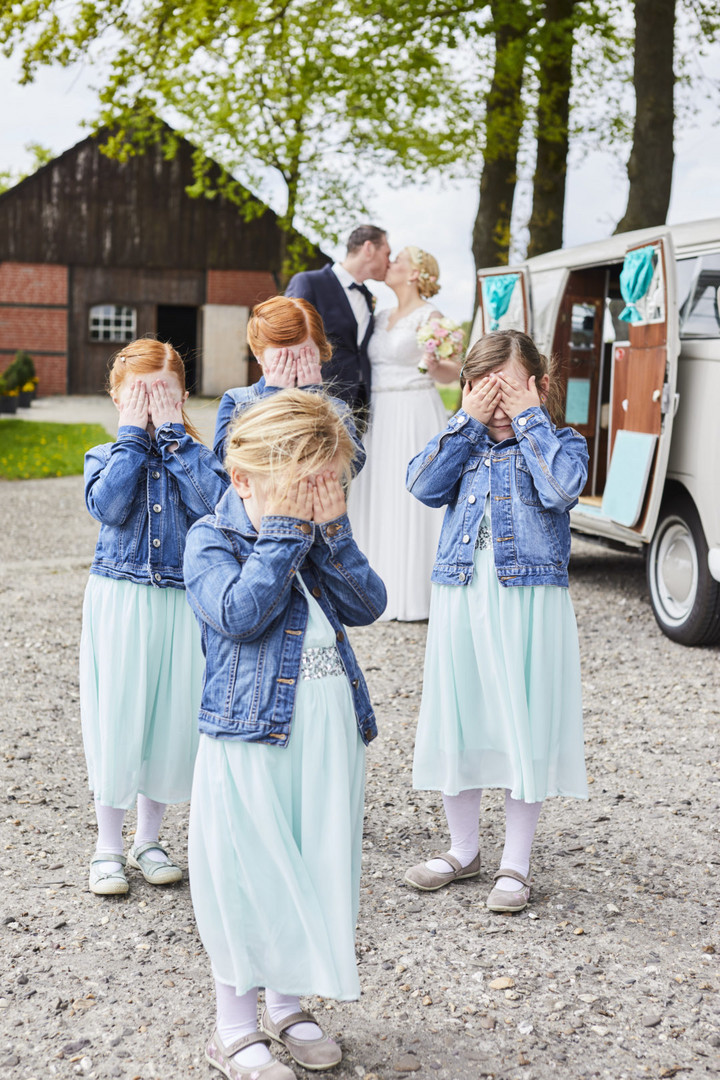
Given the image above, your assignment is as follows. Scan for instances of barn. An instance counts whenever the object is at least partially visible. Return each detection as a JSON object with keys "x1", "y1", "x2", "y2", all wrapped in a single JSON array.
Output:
[{"x1": 0, "y1": 128, "x2": 318, "y2": 396}]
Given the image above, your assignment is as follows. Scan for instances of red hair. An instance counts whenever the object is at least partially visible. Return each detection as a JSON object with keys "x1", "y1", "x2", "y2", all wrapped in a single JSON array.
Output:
[
  {"x1": 107, "y1": 338, "x2": 202, "y2": 442},
  {"x1": 248, "y1": 296, "x2": 332, "y2": 362}
]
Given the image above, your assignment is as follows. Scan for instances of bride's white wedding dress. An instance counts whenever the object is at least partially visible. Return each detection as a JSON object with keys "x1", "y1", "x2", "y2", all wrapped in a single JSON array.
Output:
[{"x1": 348, "y1": 304, "x2": 450, "y2": 621}]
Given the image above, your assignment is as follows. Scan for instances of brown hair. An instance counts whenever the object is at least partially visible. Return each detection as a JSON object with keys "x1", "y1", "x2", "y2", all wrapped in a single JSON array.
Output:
[
  {"x1": 108, "y1": 338, "x2": 202, "y2": 441},
  {"x1": 225, "y1": 389, "x2": 355, "y2": 496},
  {"x1": 248, "y1": 296, "x2": 332, "y2": 362},
  {"x1": 346, "y1": 225, "x2": 387, "y2": 254},
  {"x1": 460, "y1": 330, "x2": 562, "y2": 423}
]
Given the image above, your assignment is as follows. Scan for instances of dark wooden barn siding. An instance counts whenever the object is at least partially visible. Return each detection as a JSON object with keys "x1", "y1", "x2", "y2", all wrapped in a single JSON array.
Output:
[
  {"x1": 0, "y1": 133, "x2": 283, "y2": 272},
  {"x1": 69, "y1": 266, "x2": 205, "y2": 393}
]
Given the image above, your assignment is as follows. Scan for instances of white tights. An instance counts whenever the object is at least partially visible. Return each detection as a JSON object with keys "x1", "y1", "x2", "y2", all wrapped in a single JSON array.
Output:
[
  {"x1": 93, "y1": 794, "x2": 170, "y2": 873},
  {"x1": 427, "y1": 788, "x2": 542, "y2": 890},
  {"x1": 214, "y1": 980, "x2": 323, "y2": 1068}
]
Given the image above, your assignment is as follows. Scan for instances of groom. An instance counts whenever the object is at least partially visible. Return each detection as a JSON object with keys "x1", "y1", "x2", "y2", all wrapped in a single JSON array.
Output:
[{"x1": 285, "y1": 225, "x2": 391, "y2": 420}]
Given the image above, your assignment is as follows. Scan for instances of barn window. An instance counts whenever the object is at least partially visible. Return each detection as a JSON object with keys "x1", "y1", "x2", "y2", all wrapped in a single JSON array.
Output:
[{"x1": 89, "y1": 304, "x2": 137, "y2": 343}]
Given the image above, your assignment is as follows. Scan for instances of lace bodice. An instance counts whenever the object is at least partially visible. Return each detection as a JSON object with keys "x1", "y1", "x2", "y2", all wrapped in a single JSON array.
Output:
[{"x1": 368, "y1": 304, "x2": 438, "y2": 391}]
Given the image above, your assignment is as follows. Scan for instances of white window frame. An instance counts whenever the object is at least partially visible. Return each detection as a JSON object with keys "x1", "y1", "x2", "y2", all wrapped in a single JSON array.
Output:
[{"x1": 89, "y1": 304, "x2": 137, "y2": 343}]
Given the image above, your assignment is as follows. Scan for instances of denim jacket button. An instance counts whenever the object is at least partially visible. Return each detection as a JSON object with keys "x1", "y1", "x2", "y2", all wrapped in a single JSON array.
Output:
[
  {"x1": 152, "y1": 470, "x2": 160, "y2": 479},
  {"x1": 326, "y1": 523, "x2": 340, "y2": 536},
  {"x1": 152, "y1": 538, "x2": 161, "y2": 548},
  {"x1": 336, "y1": 630, "x2": 345, "y2": 643},
  {"x1": 484, "y1": 459, "x2": 491, "y2": 467},
  {"x1": 352, "y1": 678, "x2": 359, "y2": 689},
  {"x1": 462, "y1": 534, "x2": 470, "y2": 544},
  {"x1": 458, "y1": 572, "x2": 466, "y2": 582},
  {"x1": 299, "y1": 523, "x2": 311, "y2": 535},
  {"x1": 468, "y1": 494, "x2": 476, "y2": 504},
  {"x1": 154, "y1": 573, "x2": 161, "y2": 582},
  {"x1": 517, "y1": 416, "x2": 527, "y2": 427},
  {"x1": 153, "y1": 503, "x2": 162, "y2": 513},
  {"x1": 311, "y1": 586, "x2": 321, "y2": 598}
]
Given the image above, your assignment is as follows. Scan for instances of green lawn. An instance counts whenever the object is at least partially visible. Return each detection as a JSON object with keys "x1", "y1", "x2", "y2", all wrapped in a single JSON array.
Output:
[
  {"x1": 438, "y1": 384, "x2": 462, "y2": 413},
  {"x1": 0, "y1": 420, "x2": 113, "y2": 480}
]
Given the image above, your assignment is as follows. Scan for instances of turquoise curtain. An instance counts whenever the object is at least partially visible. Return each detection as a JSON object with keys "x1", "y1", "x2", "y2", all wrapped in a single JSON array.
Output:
[
  {"x1": 483, "y1": 273, "x2": 519, "y2": 330},
  {"x1": 619, "y1": 246, "x2": 656, "y2": 323}
]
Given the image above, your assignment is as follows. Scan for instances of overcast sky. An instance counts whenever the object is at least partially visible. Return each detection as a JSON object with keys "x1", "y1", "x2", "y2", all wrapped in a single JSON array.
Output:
[{"x1": 3, "y1": 50, "x2": 720, "y2": 324}]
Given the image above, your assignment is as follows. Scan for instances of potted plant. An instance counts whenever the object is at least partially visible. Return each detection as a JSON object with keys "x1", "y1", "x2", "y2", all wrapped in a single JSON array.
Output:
[
  {"x1": 0, "y1": 376, "x2": 18, "y2": 414},
  {"x1": 18, "y1": 380, "x2": 35, "y2": 408}
]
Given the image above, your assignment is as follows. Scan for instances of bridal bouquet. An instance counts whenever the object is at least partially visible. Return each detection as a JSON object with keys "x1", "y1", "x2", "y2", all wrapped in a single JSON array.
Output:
[{"x1": 416, "y1": 317, "x2": 465, "y2": 374}]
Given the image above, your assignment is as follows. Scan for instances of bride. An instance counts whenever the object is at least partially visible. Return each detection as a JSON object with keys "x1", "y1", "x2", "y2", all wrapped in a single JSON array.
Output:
[{"x1": 348, "y1": 246, "x2": 462, "y2": 621}]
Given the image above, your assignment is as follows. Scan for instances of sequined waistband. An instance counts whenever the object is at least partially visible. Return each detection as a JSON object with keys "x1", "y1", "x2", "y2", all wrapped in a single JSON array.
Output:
[
  {"x1": 475, "y1": 521, "x2": 492, "y2": 551},
  {"x1": 300, "y1": 645, "x2": 345, "y2": 680}
]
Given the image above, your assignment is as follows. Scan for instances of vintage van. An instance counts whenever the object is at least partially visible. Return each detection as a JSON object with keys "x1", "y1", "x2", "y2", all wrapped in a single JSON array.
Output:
[{"x1": 470, "y1": 219, "x2": 720, "y2": 645}]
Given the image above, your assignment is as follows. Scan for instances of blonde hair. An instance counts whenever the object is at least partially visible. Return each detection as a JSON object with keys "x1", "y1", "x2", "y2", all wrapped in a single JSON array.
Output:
[
  {"x1": 461, "y1": 330, "x2": 562, "y2": 423},
  {"x1": 248, "y1": 296, "x2": 332, "y2": 362},
  {"x1": 225, "y1": 389, "x2": 355, "y2": 494},
  {"x1": 108, "y1": 338, "x2": 202, "y2": 442},
  {"x1": 407, "y1": 246, "x2": 441, "y2": 299}
]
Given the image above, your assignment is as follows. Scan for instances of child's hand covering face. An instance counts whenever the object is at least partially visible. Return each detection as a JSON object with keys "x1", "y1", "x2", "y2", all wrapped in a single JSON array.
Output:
[
  {"x1": 149, "y1": 378, "x2": 186, "y2": 429},
  {"x1": 263, "y1": 340, "x2": 322, "y2": 389},
  {"x1": 312, "y1": 471, "x2": 346, "y2": 523},
  {"x1": 117, "y1": 380, "x2": 149, "y2": 430},
  {"x1": 295, "y1": 345, "x2": 322, "y2": 388},
  {"x1": 462, "y1": 373, "x2": 502, "y2": 426},
  {"x1": 265, "y1": 477, "x2": 314, "y2": 521},
  {"x1": 263, "y1": 348, "x2": 297, "y2": 388},
  {"x1": 496, "y1": 370, "x2": 542, "y2": 419}
]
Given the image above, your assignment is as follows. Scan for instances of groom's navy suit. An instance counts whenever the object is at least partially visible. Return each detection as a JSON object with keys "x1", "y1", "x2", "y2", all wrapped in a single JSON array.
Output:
[{"x1": 285, "y1": 264, "x2": 373, "y2": 414}]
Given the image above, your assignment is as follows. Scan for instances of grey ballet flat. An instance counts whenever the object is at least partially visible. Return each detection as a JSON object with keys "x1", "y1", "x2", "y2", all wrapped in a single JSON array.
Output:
[
  {"x1": 206, "y1": 1028, "x2": 296, "y2": 1080},
  {"x1": 403, "y1": 851, "x2": 481, "y2": 892},
  {"x1": 486, "y1": 868, "x2": 532, "y2": 913}
]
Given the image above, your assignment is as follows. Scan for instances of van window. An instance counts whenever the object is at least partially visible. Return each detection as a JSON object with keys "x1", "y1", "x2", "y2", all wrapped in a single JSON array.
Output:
[
  {"x1": 678, "y1": 253, "x2": 720, "y2": 338},
  {"x1": 529, "y1": 267, "x2": 566, "y2": 354}
]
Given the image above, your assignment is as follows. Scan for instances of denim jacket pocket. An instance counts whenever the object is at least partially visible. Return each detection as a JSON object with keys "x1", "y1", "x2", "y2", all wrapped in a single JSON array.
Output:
[{"x1": 514, "y1": 457, "x2": 543, "y2": 507}]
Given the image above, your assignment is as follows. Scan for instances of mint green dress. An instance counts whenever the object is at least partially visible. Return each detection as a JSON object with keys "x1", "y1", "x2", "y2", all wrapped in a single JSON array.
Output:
[
  {"x1": 79, "y1": 575, "x2": 204, "y2": 809},
  {"x1": 188, "y1": 575, "x2": 366, "y2": 1001},
  {"x1": 413, "y1": 502, "x2": 587, "y2": 803}
]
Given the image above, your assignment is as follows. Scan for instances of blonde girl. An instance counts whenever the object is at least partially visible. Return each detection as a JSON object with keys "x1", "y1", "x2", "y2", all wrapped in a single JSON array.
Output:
[
  {"x1": 80, "y1": 339, "x2": 228, "y2": 896},
  {"x1": 185, "y1": 389, "x2": 385, "y2": 1080}
]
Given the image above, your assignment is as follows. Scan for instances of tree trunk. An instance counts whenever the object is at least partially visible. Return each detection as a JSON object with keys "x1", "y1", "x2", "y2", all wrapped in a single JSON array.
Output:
[
  {"x1": 472, "y1": 0, "x2": 530, "y2": 273},
  {"x1": 614, "y1": 0, "x2": 675, "y2": 234},
  {"x1": 527, "y1": 0, "x2": 576, "y2": 257}
]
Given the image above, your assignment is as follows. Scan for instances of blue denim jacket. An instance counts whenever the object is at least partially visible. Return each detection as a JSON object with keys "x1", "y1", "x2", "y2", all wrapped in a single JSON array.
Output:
[
  {"x1": 184, "y1": 486, "x2": 386, "y2": 745},
  {"x1": 85, "y1": 423, "x2": 230, "y2": 588},
  {"x1": 407, "y1": 406, "x2": 588, "y2": 588},
  {"x1": 213, "y1": 377, "x2": 366, "y2": 475}
]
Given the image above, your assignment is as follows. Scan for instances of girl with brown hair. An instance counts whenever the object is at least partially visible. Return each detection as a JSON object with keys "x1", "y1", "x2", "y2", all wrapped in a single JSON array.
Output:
[{"x1": 404, "y1": 330, "x2": 589, "y2": 913}]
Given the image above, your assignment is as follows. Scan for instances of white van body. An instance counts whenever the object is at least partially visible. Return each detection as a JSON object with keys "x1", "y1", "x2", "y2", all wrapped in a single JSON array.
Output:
[{"x1": 470, "y1": 219, "x2": 720, "y2": 645}]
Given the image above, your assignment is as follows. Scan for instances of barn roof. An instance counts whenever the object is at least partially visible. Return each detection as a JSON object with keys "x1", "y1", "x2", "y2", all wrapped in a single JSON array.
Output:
[{"x1": 0, "y1": 127, "x2": 317, "y2": 273}]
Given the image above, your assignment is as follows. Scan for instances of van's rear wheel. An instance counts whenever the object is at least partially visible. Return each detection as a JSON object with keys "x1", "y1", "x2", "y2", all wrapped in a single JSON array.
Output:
[{"x1": 647, "y1": 495, "x2": 720, "y2": 645}]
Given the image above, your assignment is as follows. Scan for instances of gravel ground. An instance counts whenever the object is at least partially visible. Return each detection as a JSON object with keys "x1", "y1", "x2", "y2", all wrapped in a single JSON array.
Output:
[{"x1": 1, "y1": 473, "x2": 719, "y2": 1080}]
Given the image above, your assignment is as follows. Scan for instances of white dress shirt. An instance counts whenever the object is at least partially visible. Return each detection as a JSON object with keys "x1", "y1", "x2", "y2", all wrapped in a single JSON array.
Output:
[{"x1": 332, "y1": 262, "x2": 371, "y2": 346}]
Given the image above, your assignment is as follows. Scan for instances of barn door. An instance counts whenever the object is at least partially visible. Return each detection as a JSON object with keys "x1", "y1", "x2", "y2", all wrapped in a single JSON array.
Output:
[
  {"x1": 605, "y1": 232, "x2": 679, "y2": 537},
  {"x1": 469, "y1": 265, "x2": 531, "y2": 345}
]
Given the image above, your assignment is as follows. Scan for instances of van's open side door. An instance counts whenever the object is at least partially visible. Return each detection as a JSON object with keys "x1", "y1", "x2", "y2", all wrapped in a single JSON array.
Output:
[
  {"x1": 608, "y1": 232, "x2": 679, "y2": 539},
  {"x1": 469, "y1": 265, "x2": 531, "y2": 346},
  {"x1": 572, "y1": 231, "x2": 679, "y2": 543}
]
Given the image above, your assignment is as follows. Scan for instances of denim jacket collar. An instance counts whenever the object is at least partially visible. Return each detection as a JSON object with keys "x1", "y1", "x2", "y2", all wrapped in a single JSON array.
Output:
[{"x1": 214, "y1": 485, "x2": 258, "y2": 537}]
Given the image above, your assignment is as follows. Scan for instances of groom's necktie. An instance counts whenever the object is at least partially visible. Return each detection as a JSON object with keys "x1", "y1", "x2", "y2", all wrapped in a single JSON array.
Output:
[{"x1": 349, "y1": 281, "x2": 374, "y2": 314}]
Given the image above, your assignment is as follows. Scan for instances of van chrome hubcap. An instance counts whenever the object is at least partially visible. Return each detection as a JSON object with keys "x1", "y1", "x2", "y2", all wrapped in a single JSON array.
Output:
[{"x1": 654, "y1": 519, "x2": 698, "y2": 622}]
